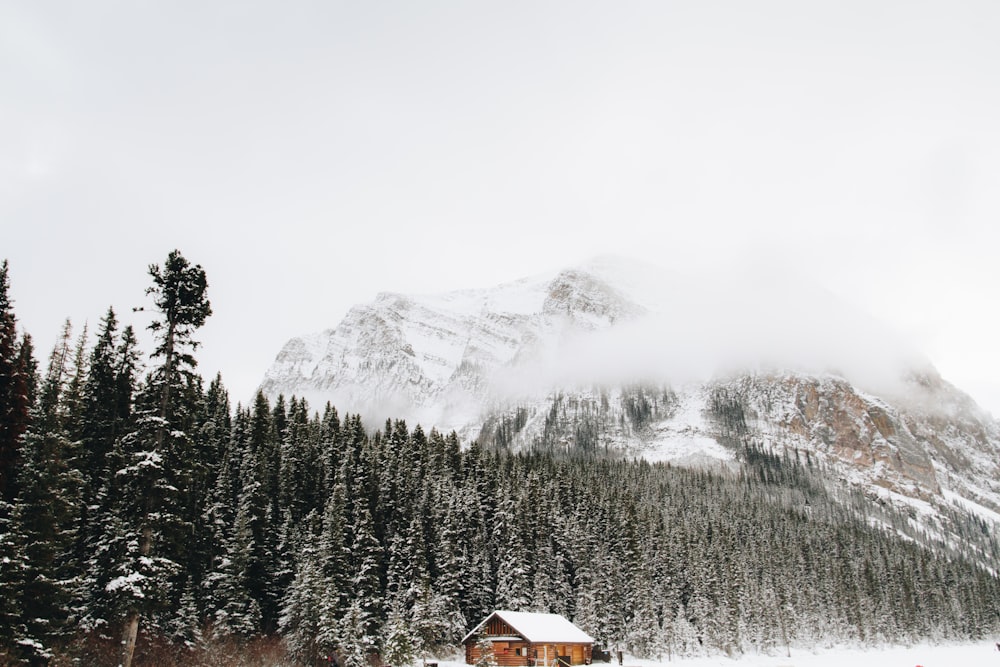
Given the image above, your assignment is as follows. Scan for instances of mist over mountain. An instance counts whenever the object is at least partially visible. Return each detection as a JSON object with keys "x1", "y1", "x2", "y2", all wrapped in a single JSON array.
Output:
[
  {"x1": 263, "y1": 257, "x2": 924, "y2": 421},
  {"x1": 261, "y1": 256, "x2": 1000, "y2": 525}
]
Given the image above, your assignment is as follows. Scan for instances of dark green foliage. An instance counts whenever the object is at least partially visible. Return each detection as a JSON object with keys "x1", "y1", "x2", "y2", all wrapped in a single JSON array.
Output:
[
  {"x1": 708, "y1": 386, "x2": 749, "y2": 447},
  {"x1": 478, "y1": 407, "x2": 531, "y2": 449},
  {"x1": 0, "y1": 260, "x2": 34, "y2": 505},
  {"x1": 3, "y1": 255, "x2": 1000, "y2": 665},
  {"x1": 77, "y1": 320, "x2": 141, "y2": 638},
  {"x1": 79, "y1": 309, "x2": 126, "y2": 484},
  {"x1": 528, "y1": 385, "x2": 677, "y2": 455},
  {"x1": 104, "y1": 250, "x2": 212, "y2": 666},
  {"x1": 12, "y1": 322, "x2": 87, "y2": 662}
]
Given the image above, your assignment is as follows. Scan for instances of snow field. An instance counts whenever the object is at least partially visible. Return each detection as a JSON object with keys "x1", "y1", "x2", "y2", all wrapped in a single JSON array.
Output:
[
  {"x1": 436, "y1": 642, "x2": 999, "y2": 667},
  {"x1": 619, "y1": 641, "x2": 999, "y2": 666}
]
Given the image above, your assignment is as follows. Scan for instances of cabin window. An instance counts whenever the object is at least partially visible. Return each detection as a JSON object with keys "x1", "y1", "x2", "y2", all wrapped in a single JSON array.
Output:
[{"x1": 515, "y1": 648, "x2": 522, "y2": 656}]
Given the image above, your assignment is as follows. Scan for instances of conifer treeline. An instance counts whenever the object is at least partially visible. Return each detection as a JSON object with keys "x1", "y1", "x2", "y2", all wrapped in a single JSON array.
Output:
[{"x1": 1, "y1": 254, "x2": 999, "y2": 666}]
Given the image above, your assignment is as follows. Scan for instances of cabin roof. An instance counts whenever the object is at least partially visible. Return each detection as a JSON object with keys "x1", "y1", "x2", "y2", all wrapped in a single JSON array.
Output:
[{"x1": 462, "y1": 610, "x2": 594, "y2": 645}]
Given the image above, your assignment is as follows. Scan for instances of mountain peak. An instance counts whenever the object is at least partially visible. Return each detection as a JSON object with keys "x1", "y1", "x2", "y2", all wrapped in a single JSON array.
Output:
[
  {"x1": 261, "y1": 256, "x2": 930, "y2": 420},
  {"x1": 259, "y1": 257, "x2": 1000, "y2": 521}
]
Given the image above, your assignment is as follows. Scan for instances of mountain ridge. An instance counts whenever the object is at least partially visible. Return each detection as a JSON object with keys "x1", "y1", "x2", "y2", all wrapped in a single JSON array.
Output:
[{"x1": 260, "y1": 257, "x2": 1000, "y2": 525}]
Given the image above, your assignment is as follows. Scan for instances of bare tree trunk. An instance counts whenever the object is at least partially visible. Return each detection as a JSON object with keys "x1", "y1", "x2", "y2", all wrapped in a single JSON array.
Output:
[
  {"x1": 155, "y1": 319, "x2": 175, "y2": 450},
  {"x1": 122, "y1": 525, "x2": 152, "y2": 667},
  {"x1": 121, "y1": 611, "x2": 139, "y2": 667}
]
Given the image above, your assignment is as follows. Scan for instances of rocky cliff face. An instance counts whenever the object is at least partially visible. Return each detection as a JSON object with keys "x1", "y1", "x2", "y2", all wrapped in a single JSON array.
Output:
[
  {"x1": 706, "y1": 371, "x2": 1000, "y2": 512},
  {"x1": 261, "y1": 257, "x2": 1000, "y2": 523}
]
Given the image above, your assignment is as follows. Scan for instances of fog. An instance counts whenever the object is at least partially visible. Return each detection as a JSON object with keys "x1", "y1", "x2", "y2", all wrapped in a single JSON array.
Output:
[
  {"x1": 490, "y1": 265, "x2": 930, "y2": 403},
  {"x1": 4, "y1": 1, "x2": 999, "y2": 416}
]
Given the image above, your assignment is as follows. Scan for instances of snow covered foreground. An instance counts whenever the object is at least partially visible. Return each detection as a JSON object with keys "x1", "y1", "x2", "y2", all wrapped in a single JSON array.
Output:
[{"x1": 436, "y1": 643, "x2": 999, "y2": 667}]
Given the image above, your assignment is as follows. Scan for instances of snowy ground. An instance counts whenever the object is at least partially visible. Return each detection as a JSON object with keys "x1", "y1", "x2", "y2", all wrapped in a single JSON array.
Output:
[{"x1": 435, "y1": 642, "x2": 1000, "y2": 667}]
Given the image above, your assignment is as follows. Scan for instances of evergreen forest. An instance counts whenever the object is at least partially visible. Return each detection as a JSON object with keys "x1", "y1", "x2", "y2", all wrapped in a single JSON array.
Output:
[{"x1": 1, "y1": 253, "x2": 999, "y2": 666}]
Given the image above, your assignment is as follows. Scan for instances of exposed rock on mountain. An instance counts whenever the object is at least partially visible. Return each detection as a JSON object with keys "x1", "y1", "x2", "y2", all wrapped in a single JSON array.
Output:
[{"x1": 261, "y1": 257, "x2": 1000, "y2": 524}]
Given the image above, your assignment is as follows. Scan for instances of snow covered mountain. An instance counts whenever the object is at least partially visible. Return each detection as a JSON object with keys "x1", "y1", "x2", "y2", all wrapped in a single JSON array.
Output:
[{"x1": 260, "y1": 256, "x2": 1000, "y2": 523}]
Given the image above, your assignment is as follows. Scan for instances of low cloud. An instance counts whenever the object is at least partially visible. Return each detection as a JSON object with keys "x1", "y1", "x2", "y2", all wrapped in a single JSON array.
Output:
[{"x1": 489, "y1": 265, "x2": 929, "y2": 401}]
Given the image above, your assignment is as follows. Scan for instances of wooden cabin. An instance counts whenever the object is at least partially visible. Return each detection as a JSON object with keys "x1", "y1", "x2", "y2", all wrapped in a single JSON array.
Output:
[{"x1": 463, "y1": 610, "x2": 594, "y2": 667}]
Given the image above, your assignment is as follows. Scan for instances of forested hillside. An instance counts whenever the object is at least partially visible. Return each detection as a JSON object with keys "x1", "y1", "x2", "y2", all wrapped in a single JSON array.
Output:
[{"x1": 1, "y1": 254, "x2": 998, "y2": 666}]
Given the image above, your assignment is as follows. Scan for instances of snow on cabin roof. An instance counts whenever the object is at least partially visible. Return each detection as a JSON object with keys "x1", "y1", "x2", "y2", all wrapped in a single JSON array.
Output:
[{"x1": 462, "y1": 610, "x2": 594, "y2": 645}]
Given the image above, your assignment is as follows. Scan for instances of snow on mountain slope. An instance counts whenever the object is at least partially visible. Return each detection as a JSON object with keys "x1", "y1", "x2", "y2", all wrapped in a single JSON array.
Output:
[
  {"x1": 637, "y1": 388, "x2": 736, "y2": 467},
  {"x1": 261, "y1": 257, "x2": 655, "y2": 431},
  {"x1": 260, "y1": 256, "x2": 1000, "y2": 521}
]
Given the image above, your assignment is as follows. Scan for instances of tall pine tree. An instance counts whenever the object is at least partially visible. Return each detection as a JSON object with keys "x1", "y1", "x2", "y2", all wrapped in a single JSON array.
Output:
[
  {"x1": 0, "y1": 261, "x2": 36, "y2": 661},
  {"x1": 0, "y1": 260, "x2": 33, "y2": 505},
  {"x1": 116, "y1": 250, "x2": 211, "y2": 667},
  {"x1": 12, "y1": 322, "x2": 86, "y2": 662}
]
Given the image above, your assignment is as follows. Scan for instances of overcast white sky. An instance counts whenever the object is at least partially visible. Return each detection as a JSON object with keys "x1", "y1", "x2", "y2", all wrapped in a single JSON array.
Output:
[{"x1": 3, "y1": 1, "x2": 999, "y2": 415}]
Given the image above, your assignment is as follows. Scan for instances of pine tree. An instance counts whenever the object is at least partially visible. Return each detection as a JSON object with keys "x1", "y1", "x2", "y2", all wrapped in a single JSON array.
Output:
[
  {"x1": 474, "y1": 637, "x2": 498, "y2": 667},
  {"x1": 0, "y1": 260, "x2": 33, "y2": 506},
  {"x1": 180, "y1": 375, "x2": 229, "y2": 606},
  {"x1": 381, "y1": 601, "x2": 416, "y2": 667},
  {"x1": 10, "y1": 321, "x2": 86, "y2": 662},
  {"x1": 279, "y1": 397, "x2": 318, "y2": 524},
  {"x1": 77, "y1": 309, "x2": 126, "y2": 569},
  {"x1": 247, "y1": 392, "x2": 291, "y2": 633},
  {"x1": 278, "y1": 514, "x2": 325, "y2": 665},
  {"x1": 0, "y1": 504, "x2": 23, "y2": 664},
  {"x1": 117, "y1": 250, "x2": 212, "y2": 667},
  {"x1": 494, "y1": 493, "x2": 530, "y2": 611},
  {"x1": 348, "y1": 501, "x2": 384, "y2": 656},
  {"x1": 168, "y1": 578, "x2": 203, "y2": 649},
  {"x1": 308, "y1": 485, "x2": 348, "y2": 659},
  {"x1": 195, "y1": 374, "x2": 232, "y2": 614},
  {"x1": 208, "y1": 441, "x2": 264, "y2": 638},
  {"x1": 318, "y1": 403, "x2": 342, "y2": 500},
  {"x1": 0, "y1": 275, "x2": 39, "y2": 657},
  {"x1": 202, "y1": 414, "x2": 240, "y2": 633},
  {"x1": 77, "y1": 322, "x2": 141, "y2": 637},
  {"x1": 80, "y1": 309, "x2": 122, "y2": 474}
]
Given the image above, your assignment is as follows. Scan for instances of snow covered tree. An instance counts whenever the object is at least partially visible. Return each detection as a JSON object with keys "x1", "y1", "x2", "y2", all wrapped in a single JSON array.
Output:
[
  {"x1": 317, "y1": 403, "x2": 342, "y2": 501},
  {"x1": 168, "y1": 578, "x2": 203, "y2": 648},
  {"x1": 76, "y1": 322, "x2": 141, "y2": 638},
  {"x1": 242, "y1": 390, "x2": 286, "y2": 632},
  {"x1": 2, "y1": 244, "x2": 999, "y2": 665},
  {"x1": 78, "y1": 310, "x2": 128, "y2": 530},
  {"x1": 207, "y1": 444, "x2": 264, "y2": 637},
  {"x1": 318, "y1": 481, "x2": 350, "y2": 636},
  {"x1": 0, "y1": 510, "x2": 23, "y2": 664},
  {"x1": 280, "y1": 563, "x2": 323, "y2": 663},
  {"x1": 625, "y1": 578, "x2": 662, "y2": 658},
  {"x1": 0, "y1": 260, "x2": 34, "y2": 506},
  {"x1": 72, "y1": 311, "x2": 139, "y2": 622},
  {"x1": 411, "y1": 586, "x2": 467, "y2": 658},
  {"x1": 0, "y1": 261, "x2": 35, "y2": 660},
  {"x1": 279, "y1": 397, "x2": 320, "y2": 524},
  {"x1": 10, "y1": 322, "x2": 86, "y2": 661},
  {"x1": 474, "y1": 637, "x2": 498, "y2": 667},
  {"x1": 349, "y1": 501, "x2": 384, "y2": 650},
  {"x1": 202, "y1": 422, "x2": 239, "y2": 629},
  {"x1": 380, "y1": 601, "x2": 415, "y2": 667},
  {"x1": 494, "y1": 495, "x2": 530, "y2": 611},
  {"x1": 116, "y1": 250, "x2": 211, "y2": 667}
]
